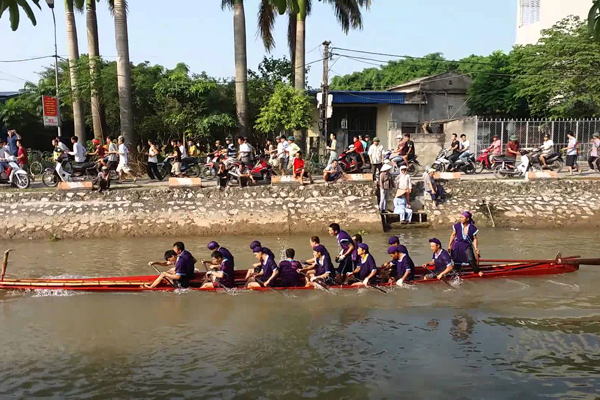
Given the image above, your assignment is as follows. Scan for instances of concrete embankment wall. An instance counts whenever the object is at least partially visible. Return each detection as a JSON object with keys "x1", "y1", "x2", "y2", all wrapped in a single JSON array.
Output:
[
  {"x1": 423, "y1": 180, "x2": 600, "y2": 229},
  {"x1": 0, "y1": 184, "x2": 381, "y2": 240}
]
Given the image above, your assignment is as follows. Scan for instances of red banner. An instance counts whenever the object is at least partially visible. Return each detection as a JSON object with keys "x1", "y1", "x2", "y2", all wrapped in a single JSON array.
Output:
[{"x1": 42, "y1": 95, "x2": 59, "y2": 126}]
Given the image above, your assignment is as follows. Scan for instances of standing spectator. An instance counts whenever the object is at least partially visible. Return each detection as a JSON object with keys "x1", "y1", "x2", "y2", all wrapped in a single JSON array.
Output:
[
  {"x1": 0, "y1": 138, "x2": 9, "y2": 175},
  {"x1": 67, "y1": 136, "x2": 87, "y2": 164},
  {"x1": 327, "y1": 133, "x2": 337, "y2": 166},
  {"x1": 378, "y1": 162, "x2": 394, "y2": 213},
  {"x1": 147, "y1": 139, "x2": 161, "y2": 181},
  {"x1": 169, "y1": 139, "x2": 183, "y2": 177},
  {"x1": 292, "y1": 151, "x2": 314, "y2": 185},
  {"x1": 588, "y1": 133, "x2": 600, "y2": 173},
  {"x1": 288, "y1": 136, "x2": 301, "y2": 161},
  {"x1": 368, "y1": 137, "x2": 384, "y2": 181},
  {"x1": 7, "y1": 130, "x2": 21, "y2": 157},
  {"x1": 265, "y1": 139, "x2": 277, "y2": 167},
  {"x1": 16, "y1": 140, "x2": 28, "y2": 170},
  {"x1": 105, "y1": 136, "x2": 119, "y2": 170},
  {"x1": 562, "y1": 131, "x2": 580, "y2": 175},
  {"x1": 108, "y1": 136, "x2": 136, "y2": 183},
  {"x1": 423, "y1": 167, "x2": 437, "y2": 201},
  {"x1": 237, "y1": 136, "x2": 254, "y2": 167},
  {"x1": 365, "y1": 135, "x2": 373, "y2": 151},
  {"x1": 277, "y1": 136, "x2": 289, "y2": 174},
  {"x1": 225, "y1": 136, "x2": 237, "y2": 158}
]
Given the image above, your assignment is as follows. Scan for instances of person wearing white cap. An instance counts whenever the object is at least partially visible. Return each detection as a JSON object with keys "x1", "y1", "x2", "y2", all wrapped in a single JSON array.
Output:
[
  {"x1": 423, "y1": 166, "x2": 438, "y2": 202},
  {"x1": 378, "y1": 162, "x2": 395, "y2": 213},
  {"x1": 395, "y1": 164, "x2": 412, "y2": 196}
]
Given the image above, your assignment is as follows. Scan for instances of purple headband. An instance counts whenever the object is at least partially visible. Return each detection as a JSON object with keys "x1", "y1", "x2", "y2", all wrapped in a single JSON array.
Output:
[
  {"x1": 249, "y1": 241, "x2": 261, "y2": 250},
  {"x1": 313, "y1": 245, "x2": 326, "y2": 254},
  {"x1": 429, "y1": 238, "x2": 442, "y2": 246},
  {"x1": 461, "y1": 211, "x2": 472, "y2": 219},
  {"x1": 388, "y1": 236, "x2": 399, "y2": 245},
  {"x1": 357, "y1": 243, "x2": 369, "y2": 252},
  {"x1": 253, "y1": 247, "x2": 263, "y2": 254},
  {"x1": 207, "y1": 241, "x2": 219, "y2": 250}
]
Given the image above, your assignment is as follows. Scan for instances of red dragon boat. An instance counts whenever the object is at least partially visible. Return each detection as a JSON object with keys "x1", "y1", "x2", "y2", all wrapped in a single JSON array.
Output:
[{"x1": 0, "y1": 250, "x2": 594, "y2": 293}]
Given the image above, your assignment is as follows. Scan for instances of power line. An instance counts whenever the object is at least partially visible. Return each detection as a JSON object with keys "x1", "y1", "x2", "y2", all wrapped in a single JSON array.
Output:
[
  {"x1": 332, "y1": 47, "x2": 495, "y2": 67},
  {"x1": 0, "y1": 55, "x2": 55, "y2": 63}
]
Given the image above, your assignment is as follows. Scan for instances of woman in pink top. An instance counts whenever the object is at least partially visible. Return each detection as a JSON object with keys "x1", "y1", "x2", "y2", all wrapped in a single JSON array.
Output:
[
  {"x1": 589, "y1": 133, "x2": 600, "y2": 173},
  {"x1": 487, "y1": 135, "x2": 502, "y2": 163}
]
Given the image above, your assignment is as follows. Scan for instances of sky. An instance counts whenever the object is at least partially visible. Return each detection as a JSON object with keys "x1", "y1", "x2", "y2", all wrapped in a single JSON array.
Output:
[{"x1": 0, "y1": 0, "x2": 517, "y2": 92}]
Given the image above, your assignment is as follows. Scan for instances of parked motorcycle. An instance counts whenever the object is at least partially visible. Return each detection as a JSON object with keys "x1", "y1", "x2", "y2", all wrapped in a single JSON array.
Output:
[
  {"x1": 0, "y1": 157, "x2": 30, "y2": 189},
  {"x1": 158, "y1": 157, "x2": 201, "y2": 179},
  {"x1": 228, "y1": 155, "x2": 275, "y2": 186},
  {"x1": 492, "y1": 150, "x2": 533, "y2": 179}
]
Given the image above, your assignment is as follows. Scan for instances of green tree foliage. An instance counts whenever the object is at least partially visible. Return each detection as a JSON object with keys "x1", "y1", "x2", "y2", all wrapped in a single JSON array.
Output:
[
  {"x1": 1, "y1": 56, "x2": 295, "y2": 150},
  {"x1": 255, "y1": 83, "x2": 312, "y2": 136},
  {"x1": 0, "y1": 0, "x2": 41, "y2": 31}
]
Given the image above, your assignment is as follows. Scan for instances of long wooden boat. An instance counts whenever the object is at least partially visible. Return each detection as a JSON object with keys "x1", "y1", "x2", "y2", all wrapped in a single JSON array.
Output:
[{"x1": 0, "y1": 255, "x2": 589, "y2": 293}]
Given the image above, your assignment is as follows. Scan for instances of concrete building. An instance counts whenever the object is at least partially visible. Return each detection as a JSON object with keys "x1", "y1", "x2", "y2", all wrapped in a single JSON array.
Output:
[
  {"x1": 516, "y1": 0, "x2": 590, "y2": 45},
  {"x1": 309, "y1": 72, "x2": 472, "y2": 165}
]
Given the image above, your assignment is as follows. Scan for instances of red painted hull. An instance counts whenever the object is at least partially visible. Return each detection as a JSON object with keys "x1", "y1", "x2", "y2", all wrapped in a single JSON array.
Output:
[{"x1": 0, "y1": 262, "x2": 580, "y2": 292}]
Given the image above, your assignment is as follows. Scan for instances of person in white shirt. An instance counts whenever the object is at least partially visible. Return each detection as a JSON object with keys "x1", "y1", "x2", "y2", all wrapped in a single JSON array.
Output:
[
  {"x1": 538, "y1": 134, "x2": 554, "y2": 168},
  {"x1": 237, "y1": 136, "x2": 253, "y2": 165},
  {"x1": 327, "y1": 133, "x2": 338, "y2": 166},
  {"x1": 276, "y1": 136, "x2": 290, "y2": 174},
  {"x1": 178, "y1": 140, "x2": 188, "y2": 159},
  {"x1": 458, "y1": 134, "x2": 471, "y2": 163},
  {"x1": 67, "y1": 136, "x2": 87, "y2": 164},
  {"x1": 395, "y1": 165, "x2": 412, "y2": 195},
  {"x1": 562, "y1": 131, "x2": 580, "y2": 175},
  {"x1": 55, "y1": 137, "x2": 69, "y2": 154},
  {"x1": 107, "y1": 136, "x2": 137, "y2": 183},
  {"x1": 367, "y1": 137, "x2": 384, "y2": 181},
  {"x1": 0, "y1": 138, "x2": 10, "y2": 174}
]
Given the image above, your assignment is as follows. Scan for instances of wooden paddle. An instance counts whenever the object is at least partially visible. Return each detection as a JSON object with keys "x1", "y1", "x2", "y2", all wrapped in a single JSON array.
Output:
[
  {"x1": 255, "y1": 277, "x2": 284, "y2": 296},
  {"x1": 1, "y1": 249, "x2": 12, "y2": 281},
  {"x1": 298, "y1": 270, "x2": 331, "y2": 291},
  {"x1": 365, "y1": 282, "x2": 388, "y2": 294},
  {"x1": 421, "y1": 264, "x2": 455, "y2": 289}
]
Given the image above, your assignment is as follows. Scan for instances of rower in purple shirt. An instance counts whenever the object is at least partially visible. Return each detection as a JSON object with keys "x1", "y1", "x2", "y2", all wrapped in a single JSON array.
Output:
[
  {"x1": 386, "y1": 245, "x2": 414, "y2": 286},
  {"x1": 206, "y1": 241, "x2": 235, "y2": 269},
  {"x1": 423, "y1": 238, "x2": 455, "y2": 281},
  {"x1": 249, "y1": 241, "x2": 275, "y2": 259},
  {"x1": 278, "y1": 248, "x2": 304, "y2": 288},
  {"x1": 247, "y1": 247, "x2": 279, "y2": 288},
  {"x1": 387, "y1": 236, "x2": 410, "y2": 255},
  {"x1": 300, "y1": 245, "x2": 336, "y2": 287},
  {"x1": 328, "y1": 223, "x2": 356, "y2": 278},
  {"x1": 201, "y1": 250, "x2": 235, "y2": 289},
  {"x1": 448, "y1": 211, "x2": 483, "y2": 277},
  {"x1": 346, "y1": 243, "x2": 378, "y2": 287},
  {"x1": 246, "y1": 240, "x2": 275, "y2": 280},
  {"x1": 145, "y1": 242, "x2": 196, "y2": 289}
]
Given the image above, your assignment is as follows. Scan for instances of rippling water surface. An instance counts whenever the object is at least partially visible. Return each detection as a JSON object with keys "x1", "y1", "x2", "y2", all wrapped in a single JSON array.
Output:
[{"x1": 1, "y1": 229, "x2": 600, "y2": 399}]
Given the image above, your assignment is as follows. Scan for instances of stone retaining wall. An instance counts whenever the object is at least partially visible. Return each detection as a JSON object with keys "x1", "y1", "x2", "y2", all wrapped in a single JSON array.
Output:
[
  {"x1": 0, "y1": 184, "x2": 381, "y2": 240},
  {"x1": 423, "y1": 180, "x2": 600, "y2": 228}
]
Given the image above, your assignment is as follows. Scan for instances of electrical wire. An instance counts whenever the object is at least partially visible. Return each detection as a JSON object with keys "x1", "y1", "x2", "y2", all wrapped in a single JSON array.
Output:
[{"x1": 0, "y1": 55, "x2": 55, "y2": 63}]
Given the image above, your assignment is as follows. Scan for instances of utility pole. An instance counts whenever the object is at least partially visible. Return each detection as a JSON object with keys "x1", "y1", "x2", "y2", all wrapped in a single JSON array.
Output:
[
  {"x1": 46, "y1": 0, "x2": 62, "y2": 137},
  {"x1": 319, "y1": 41, "x2": 331, "y2": 159}
]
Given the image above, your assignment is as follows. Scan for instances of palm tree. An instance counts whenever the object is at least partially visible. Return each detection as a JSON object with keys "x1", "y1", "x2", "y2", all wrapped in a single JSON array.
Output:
[
  {"x1": 65, "y1": 0, "x2": 87, "y2": 143},
  {"x1": 0, "y1": 0, "x2": 41, "y2": 31},
  {"x1": 259, "y1": 0, "x2": 371, "y2": 90},
  {"x1": 85, "y1": 0, "x2": 106, "y2": 140},
  {"x1": 589, "y1": 1, "x2": 600, "y2": 39},
  {"x1": 222, "y1": 0, "x2": 249, "y2": 136},
  {"x1": 110, "y1": 0, "x2": 136, "y2": 146}
]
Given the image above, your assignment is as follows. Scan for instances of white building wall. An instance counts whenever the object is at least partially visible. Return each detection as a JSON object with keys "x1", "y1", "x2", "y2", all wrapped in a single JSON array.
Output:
[{"x1": 516, "y1": 0, "x2": 590, "y2": 45}]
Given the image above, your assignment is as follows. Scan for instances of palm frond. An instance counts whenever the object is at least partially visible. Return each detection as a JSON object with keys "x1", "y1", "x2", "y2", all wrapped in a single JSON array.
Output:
[
  {"x1": 258, "y1": 0, "x2": 276, "y2": 52},
  {"x1": 321, "y1": 0, "x2": 367, "y2": 34},
  {"x1": 221, "y1": 0, "x2": 234, "y2": 11},
  {"x1": 589, "y1": 2, "x2": 600, "y2": 39}
]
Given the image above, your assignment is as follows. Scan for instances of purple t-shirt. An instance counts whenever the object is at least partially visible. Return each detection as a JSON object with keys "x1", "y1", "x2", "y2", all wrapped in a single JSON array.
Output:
[
  {"x1": 316, "y1": 254, "x2": 336, "y2": 278},
  {"x1": 337, "y1": 230, "x2": 357, "y2": 261},
  {"x1": 357, "y1": 254, "x2": 378, "y2": 280},
  {"x1": 432, "y1": 249, "x2": 453, "y2": 274},
  {"x1": 218, "y1": 247, "x2": 235, "y2": 268},
  {"x1": 261, "y1": 256, "x2": 278, "y2": 282},
  {"x1": 392, "y1": 254, "x2": 414, "y2": 281},
  {"x1": 175, "y1": 250, "x2": 195, "y2": 277},
  {"x1": 278, "y1": 259, "x2": 303, "y2": 287},
  {"x1": 217, "y1": 258, "x2": 235, "y2": 288}
]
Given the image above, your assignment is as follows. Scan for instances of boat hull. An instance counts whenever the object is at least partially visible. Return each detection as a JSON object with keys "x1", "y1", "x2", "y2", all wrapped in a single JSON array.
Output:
[{"x1": 0, "y1": 262, "x2": 580, "y2": 293}]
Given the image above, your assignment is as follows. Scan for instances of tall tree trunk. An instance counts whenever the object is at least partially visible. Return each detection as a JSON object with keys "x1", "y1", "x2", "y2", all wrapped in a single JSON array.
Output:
[
  {"x1": 65, "y1": 0, "x2": 86, "y2": 143},
  {"x1": 86, "y1": 0, "x2": 106, "y2": 140},
  {"x1": 288, "y1": 12, "x2": 296, "y2": 84},
  {"x1": 233, "y1": 0, "x2": 249, "y2": 136},
  {"x1": 294, "y1": 0, "x2": 306, "y2": 91},
  {"x1": 113, "y1": 0, "x2": 136, "y2": 146}
]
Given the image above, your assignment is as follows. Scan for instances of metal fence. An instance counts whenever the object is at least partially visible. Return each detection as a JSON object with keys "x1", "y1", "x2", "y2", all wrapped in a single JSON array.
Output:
[{"x1": 475, "y1": 118, "x2": 600, "y2": 161}]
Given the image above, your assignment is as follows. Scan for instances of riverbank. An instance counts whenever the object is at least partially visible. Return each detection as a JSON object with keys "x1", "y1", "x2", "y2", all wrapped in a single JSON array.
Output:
[{"x1": 0, "y1": 183, "x2": 380, "y2": 240}]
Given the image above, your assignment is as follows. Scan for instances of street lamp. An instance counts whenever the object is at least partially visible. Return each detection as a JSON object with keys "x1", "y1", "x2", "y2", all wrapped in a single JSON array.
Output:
[{"x1": 45, "y1": 0, "x2": 62, "y2": 137}]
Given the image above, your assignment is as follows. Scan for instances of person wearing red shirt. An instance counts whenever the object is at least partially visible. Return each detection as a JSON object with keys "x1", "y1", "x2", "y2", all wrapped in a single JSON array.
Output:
[
  {"x1": 16, "y1": 140, "x2": 28, "y2": 169},
  {"x1": 293, "y1": 151, "x2": 314, "y2": 185},
  {"x1": 351, "y1": 136, "x2": 366, "y2": 169}
]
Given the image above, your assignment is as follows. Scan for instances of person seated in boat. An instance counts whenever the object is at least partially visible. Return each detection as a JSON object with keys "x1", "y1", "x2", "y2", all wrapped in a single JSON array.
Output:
[
  {"x1": 247, "y1": 247, "x2": 279, "y2": 288},
  {"x1": 246, "y1": 241, "x2": 275, "y2": 279},
  {"x1": 388, "y1": 236, "x2": 400, "y2": 247},
  {"x1": 145, "y1": 242, "x2": 196, "y2": 289},
  {"x1": 206, "y1": 241, "x2": 235, "y2": 269},
  {"x1": 328, "y1": 223, "x2": 356, "y2": 279},
  {"x1": 423, "y1": 238, "x2": 454, "y2": 281},
  {"x1": 345, "y1": 243, "x2": 378, "y2": 287},
  {"x1": 299, "y1": 245, "x2": 336, "y2": 287},
  {"x1": 278, "y1": 249, "x2": 304, "y2": 288},
  {"x1": 386, "y1": 245, "x2": 415, "y2": 286},
  {"x1": 305, "y1": 236, "x2": 327, "y2": 265},
  {"x1": 201, "y1": 251, "x2": 235, "y2": 289},
  {"x1": 448, "y1": 211, "x2": 483, "y2": 277}
]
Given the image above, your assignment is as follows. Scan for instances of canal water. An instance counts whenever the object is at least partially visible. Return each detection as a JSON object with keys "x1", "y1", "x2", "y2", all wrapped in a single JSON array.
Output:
[{"x1": 1, "y1": 229, "x2": 599, "y2": 399}]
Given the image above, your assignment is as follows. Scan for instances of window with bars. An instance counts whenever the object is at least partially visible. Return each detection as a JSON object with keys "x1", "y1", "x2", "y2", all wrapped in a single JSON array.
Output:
[{"x1": 520, "y1": 0, "x2": 541, "y2": 27}]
